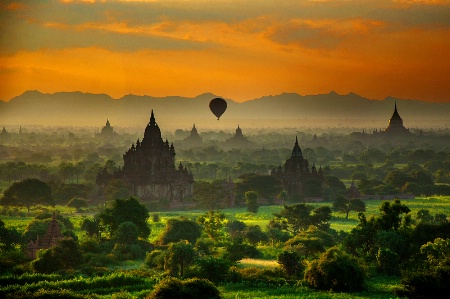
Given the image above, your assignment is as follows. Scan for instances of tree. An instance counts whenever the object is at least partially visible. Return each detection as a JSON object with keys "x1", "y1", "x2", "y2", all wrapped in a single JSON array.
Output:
[
  {"x1": 147, "y1": 277, "x2": 221, "y2": 299},
  {"x1": 225, "y1": 220, "x2": 247, "y2": 239},
  {"x1": 285, "y1": 225, "x2": 336, "y2": 257},
  {"x1": 385, "y1": 170, "x2": 413, "y2": 189},
  {"x1": 197, "y1": 210, "x2": 226, "y2": 240},
  {"x1": 0, "y1": 219, "x2": 21, "y2": 251},
  {"x1": 164, "y1": 241, "x2": 196, "y2": 277},
  {"x1": 278, "y1": 250, "x2": 305, "y2": 278},
  {"x1": 396, "y1": 238, "x2": 450, "y2": 298},
  {"x1": 236, "y1": 173, "x2": 282, "y2": 202},
  {"x1": 52, "y1": 183, "x2": 90, "y2": 204},
  {"x1": 67, "y1": 197, "x2": 88, "y2": 212},
  {"x1": 98, "y1": 197, "x2": 150, "y2": 238},
  {"x1": 377, "y1": 199, "x2": 411, "y2": 231},
  {"x1": 81, "y1": 217, "x2": 101, "y2": 239},
  {"x1": 243, "y1": 225, "x2": 269, "y2": 245},
  {"x1": 192, "y1": 180, "x2": 226, "y2": 210},
  {"x1": 245, "y1": 191, "x2": 259, "y2": 214},
  {"x1": 272, "y1": 203, "x2": 332, "y2": 233},
  {"x1": 104, "y1": 179, "x2": 131, "y2": 201},
  {"x1": 1, "y1": 178, "x2": 53, "y2": 212},
  {"x1": 332, "y1": 196, "x2": 366, "y2": 219},
  {"x1": 304, "y1": 247, "x2": 365, "y2": 292},
  {"x1": 159, "y1": 218, "x2": 202, "y2": 245},
  {"x1": 31, "y1": 238, "x2": 83, "y2": 273},
  {"x1": 114, "y1": 222, "x2": 139, "y2": 245},
  {"x1": 192, "y1": 256, "x2": 233, "y2": 283}
]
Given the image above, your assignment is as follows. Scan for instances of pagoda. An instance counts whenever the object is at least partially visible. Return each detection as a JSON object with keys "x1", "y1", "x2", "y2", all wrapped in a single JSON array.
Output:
[
  {"x1": 27, "y1": 212, "x2": 64, "y2": 259},
  {"x1": 97, "y1": 111, "x2": 194, "y2": 201},
  {"x1": 271, "y1": 137, "x2": 324, "y2": 199}
]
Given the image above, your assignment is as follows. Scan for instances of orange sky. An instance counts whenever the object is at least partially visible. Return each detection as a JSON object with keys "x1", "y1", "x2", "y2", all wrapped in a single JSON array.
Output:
[{"x1": 1, "y1": 0, "x2": 450, "y2": 102}]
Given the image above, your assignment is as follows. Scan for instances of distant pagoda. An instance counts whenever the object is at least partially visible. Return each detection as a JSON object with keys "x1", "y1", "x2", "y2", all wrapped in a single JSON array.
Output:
[
  {"x1": 182, "y1": 124, "x2": 203, "y2": 146},
  {"x1": 96, "y1": 119, "x2": 117, "y2": 138},
  {"x1": 225, "y1": 125, "x2": 252, "y2": 147},
  {"x1": 384, "y1": 102, "x2": 411, "y2": 135}
]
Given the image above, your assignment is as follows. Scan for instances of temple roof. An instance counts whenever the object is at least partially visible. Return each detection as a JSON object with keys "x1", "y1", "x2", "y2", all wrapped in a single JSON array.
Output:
[
  {"x1": 389, "y1": 102, "x2": 403, "y2": 122},
  {"x1": 143, "y1": 110, "x2": 163, "y2": 143},
  {"x1": 291, "y1": 136, "x2": 303, "y2": 157}
]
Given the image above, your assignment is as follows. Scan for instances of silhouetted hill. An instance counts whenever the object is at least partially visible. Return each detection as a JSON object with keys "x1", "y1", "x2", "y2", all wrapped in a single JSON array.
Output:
[{"x1": 1, "y1": 90, "x2": 449, "y2": 130}]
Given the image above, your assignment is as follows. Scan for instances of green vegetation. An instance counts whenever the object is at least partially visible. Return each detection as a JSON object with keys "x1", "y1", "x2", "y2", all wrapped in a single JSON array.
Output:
[{"x1": 1, "y1": 128, "x2": 450, "y2": 298}]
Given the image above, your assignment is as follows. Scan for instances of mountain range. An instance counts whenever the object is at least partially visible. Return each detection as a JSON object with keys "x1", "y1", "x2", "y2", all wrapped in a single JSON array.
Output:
[{"x1": 1, "y1": 91, "x2": 449, "y2": 130}]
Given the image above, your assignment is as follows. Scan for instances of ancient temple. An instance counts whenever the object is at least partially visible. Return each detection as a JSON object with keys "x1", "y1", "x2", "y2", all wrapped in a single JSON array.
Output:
[
  {"x1": 225, "y1": 125, "x2": 252, "y2": 147},
  {"x1": 97, "y1": 111, "x2": 194, "y2": 201},
  {"x1": 182, "y1": 124, "x2": 203, "y2": 146},
  {"x1": 347, "y1": 181, "x2": 361, "y2": 199},
  {"x1": 96, "y1": 119, "x2": 117, "y2": 138},
  {"x1": 271, "y1": 137, "x2": 324, "y2": 199},
  {"x1": 27, "y1": 212, "x2": 64, "y2": 259},
  {"x1": 384, "y1": 102, "x2": 411, "y2": 134}
]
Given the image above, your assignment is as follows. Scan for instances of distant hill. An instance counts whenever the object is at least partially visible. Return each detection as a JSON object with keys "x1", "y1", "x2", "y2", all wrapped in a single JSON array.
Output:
[{"x1": 1, "y1": 90, "x2": 449, "y2": 130}]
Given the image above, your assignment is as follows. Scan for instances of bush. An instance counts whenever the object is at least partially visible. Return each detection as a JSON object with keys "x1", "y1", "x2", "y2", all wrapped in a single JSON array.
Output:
[
  {"x1": 278, "y1": 250, "x2": 305, "y2": 278},
  {"x1": 145, "y1": 250, "x2": 166, "y2": 269},
  {"x1": 304, "y1": 247, "x2": 365, "y2": 292},
  {"x1": 146, "y1": 277, "x2": 221, "y2": 299},
  {"x1": 395, "y1": 261, "x2": 450, "y2": 298},
  {"x1": 376, "y1": 248, "x2": 400, "y2": 275},
  {"x1": 223, "y1": 239, "x2": 262, "y2": 262},
  {"x1": 188, "y1": 257, "x2": 233, "y2": 283},
  {"x1": 159, "y1": 218, "x2": 202, "y2": 245}
]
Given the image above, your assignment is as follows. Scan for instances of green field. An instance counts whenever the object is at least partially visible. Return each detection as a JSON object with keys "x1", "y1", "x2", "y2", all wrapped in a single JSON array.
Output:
[{"x1": 1, "y1": 196, "x2": 449, "y2": 299}]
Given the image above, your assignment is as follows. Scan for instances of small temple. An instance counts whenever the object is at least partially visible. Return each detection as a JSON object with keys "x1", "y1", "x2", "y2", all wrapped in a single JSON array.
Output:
[
  {"x1": 225, "y1": 125, "x2": 252, "y2": 147},
  {"x1": 27, "y1": 212, "x2": 64, "y2": 259},
  {"x1": 96, "y1": 119, "x2": 117, "y2": 138},
  {"x1": 182, "y1": 124, "x2": 203, "y2": 146}
]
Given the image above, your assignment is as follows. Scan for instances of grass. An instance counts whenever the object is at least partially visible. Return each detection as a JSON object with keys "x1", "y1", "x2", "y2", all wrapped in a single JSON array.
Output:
[
  {"x1": 238, "y1": 258, "x2": 279, "y2": 270},
  {"x1": 220, "y1": 278, "x2": 403, "y2": 299},
  {"x1": 3, "y1": 196, "x2": 450, "y2": 238}
]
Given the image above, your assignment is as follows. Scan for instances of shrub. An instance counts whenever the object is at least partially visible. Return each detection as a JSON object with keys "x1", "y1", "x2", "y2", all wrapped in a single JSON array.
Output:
[
  {"x1": 395, "y1": 238, "x2": 450, "y2": 298},
  {"x1": 145, "y1": 250, "x2": 166, "y2": 269},
  {"x1": 396, "y1": 265, "x2": 450, "y2": 298},
  {"x1": 67, "y1": 197, "x2": 88, "y2": 211},
  {"x1": 159, "y1": 218, "x2": 201, "y2": 245},
  {"x1": 223, "y1": 239, "x2": 262, "y2": 262},
  {"x1": 304, "y1": 247, "x2": 365, "y2": 292},
  {"x1": 188, "y1": 257, "x2": 233, "y2": 283},
  {"x1": 278, "y1": 250, "x2": 305, "y2": 278},
  {"x1": 376, "y1": 248, "x2": 400, "y2": 275},
  {"x1": 146, "y1": 277, "x2": 221, "y2": 299},
  {"x1": 194, "y1": 238, "x2": 215, "y2": 255},
  {"x1": 245, "y1": 191, "x2": 259, "y2": 214}
]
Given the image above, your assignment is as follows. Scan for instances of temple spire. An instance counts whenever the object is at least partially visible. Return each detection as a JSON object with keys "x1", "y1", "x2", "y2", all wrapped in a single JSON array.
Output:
[{"x1": 150, "y1": 110, "x2": 155, "y2": 125}]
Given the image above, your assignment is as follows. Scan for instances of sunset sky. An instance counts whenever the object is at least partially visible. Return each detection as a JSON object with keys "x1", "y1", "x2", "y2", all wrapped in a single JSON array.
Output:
[{"x1": 1, "y1": 0, "x2": 449, "y2": 103}]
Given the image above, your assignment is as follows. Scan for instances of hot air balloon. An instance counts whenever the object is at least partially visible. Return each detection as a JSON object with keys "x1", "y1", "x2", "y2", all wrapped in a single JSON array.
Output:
[{"x1": 209, "y1": 98, "x2": 227, "y2": 120}]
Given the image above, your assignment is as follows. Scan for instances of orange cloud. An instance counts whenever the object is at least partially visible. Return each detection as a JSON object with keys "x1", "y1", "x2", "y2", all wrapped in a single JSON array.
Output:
[{"x1": 5, "y1": 2, "x2": 26, "y2": 10}]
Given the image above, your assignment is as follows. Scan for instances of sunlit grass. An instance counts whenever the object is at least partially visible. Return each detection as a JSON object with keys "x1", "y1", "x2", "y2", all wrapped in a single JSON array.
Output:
[{"x1": 238, "y1": 258, "x2": 279, "y2": 270}]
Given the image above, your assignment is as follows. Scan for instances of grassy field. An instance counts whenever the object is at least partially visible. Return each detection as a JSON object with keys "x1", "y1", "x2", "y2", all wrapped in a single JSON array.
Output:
[
  {"x1": 1, "y1": 196, "x2": 448, "y2": 298},
  {"x1": 2, "y1": 196, "x2": 450, "y2": 237}
]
